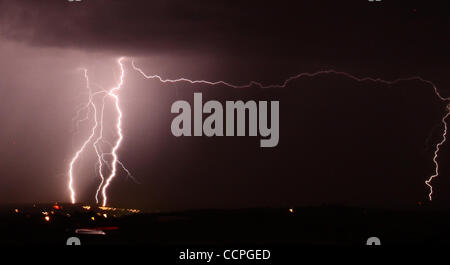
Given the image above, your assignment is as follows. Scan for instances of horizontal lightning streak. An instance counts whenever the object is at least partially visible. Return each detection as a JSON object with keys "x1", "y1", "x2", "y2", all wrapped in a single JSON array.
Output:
[{"x1": 131, "y1": 60, "x2": 450, "y2": 201}]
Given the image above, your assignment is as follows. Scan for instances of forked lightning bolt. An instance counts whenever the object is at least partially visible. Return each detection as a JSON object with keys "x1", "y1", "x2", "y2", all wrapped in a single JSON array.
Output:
[
  {"x1": 69, "y1": 58, "x2": 449, "y2": 205},
  {"x1": 69, "y1": 69, "x2": 101, "y2": 204},
  {"x1": 70, "y1": 58, "x2": 130, "y2": 206},
  {"x1": 100, "y1": 58, "x2": 125, "y2": 206}
]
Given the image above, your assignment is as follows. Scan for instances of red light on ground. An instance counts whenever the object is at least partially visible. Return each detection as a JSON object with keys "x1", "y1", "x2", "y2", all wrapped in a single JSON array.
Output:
[{"x1": 53, "y1": 205, "x2": 60, "y2": 210}]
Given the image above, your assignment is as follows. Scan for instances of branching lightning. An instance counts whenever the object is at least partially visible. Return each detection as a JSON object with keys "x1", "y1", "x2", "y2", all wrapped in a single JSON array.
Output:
[
  {"x1": 69, "y1": 69, "x2": 100, "y2": 204},
  {"x1": 70, "y1": 58, "x2": 130, "y2": 206},
  {"x1": 131, "y1": 60, "x2": 450, "y2": 201},
  {"x1": 69, "y1": 58, "x2": 450, "y2": 205},
  {"x1": 100, "y1": 57, "x2": 125, "y2": 206}
]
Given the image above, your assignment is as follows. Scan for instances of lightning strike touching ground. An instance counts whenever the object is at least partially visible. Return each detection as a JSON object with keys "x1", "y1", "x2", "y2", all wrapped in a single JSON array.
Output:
[
  {"x1": 93, "y1": 93, "x2": 107, "y2": 204},
  {"x1": 68, "y1": 69, "x2": 100, "y2": 204},
  {"x1": 131, "y1": 60, "x2": 450, "y2": 201},
  {"x1": 101, "y1": 57, "x2": 126, "y2": 206},
  {"x1": 426, "y1": 107, "x2": 450, "y2": 201},
  {"x1": 69, "y1": 58, "x2": 131, "y2": 206}
]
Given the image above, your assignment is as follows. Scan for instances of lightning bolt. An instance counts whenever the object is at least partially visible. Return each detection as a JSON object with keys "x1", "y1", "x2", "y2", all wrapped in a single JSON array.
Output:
[
  {"x1": 68, "y1": 69, "x2": 101, "y2": 204},
  {"x1": 131, "y1": 60, "x2": 450, "y2": 201},
  {"x1": 101, "y1": 57, "x2": 125, "y2": 206},
  {"x1": 93, "y1": 92, "x2": 107, "y2": 204},
  {"x1": 69, "y1": 58, "x2": 130, "y2": 206},
  {"x1": 426, "y1": 107, "x2": 450, "y2": 201},
  {"x1": 69, "y1": 58, "x2": 449, "y2": 205}
]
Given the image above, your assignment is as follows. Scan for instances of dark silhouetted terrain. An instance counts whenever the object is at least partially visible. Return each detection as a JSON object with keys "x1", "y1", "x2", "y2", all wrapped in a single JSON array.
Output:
[{"x1": 1, "y1": 204, "x2": 450, "y2": 246}]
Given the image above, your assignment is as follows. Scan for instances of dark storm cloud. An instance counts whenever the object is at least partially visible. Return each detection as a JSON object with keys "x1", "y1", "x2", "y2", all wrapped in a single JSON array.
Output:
[
  {"x1": 0, "y1": 0, "x2": 252, "y2": 55},
  {"x1": 1, "y1": 0, "x2": 448, "y2": 65}
]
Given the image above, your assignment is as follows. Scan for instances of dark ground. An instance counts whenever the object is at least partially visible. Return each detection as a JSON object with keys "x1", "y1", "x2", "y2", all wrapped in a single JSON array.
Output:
[{"x1": 1, "y1": 204, "x2": 449, "y2": 246}]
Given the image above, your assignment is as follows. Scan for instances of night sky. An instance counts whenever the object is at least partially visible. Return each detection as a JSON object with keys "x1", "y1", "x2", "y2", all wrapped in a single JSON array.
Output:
[{"x1": 0, "y1": 0, "x2": 449, "y2": 211}]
